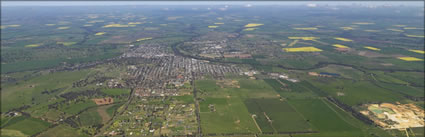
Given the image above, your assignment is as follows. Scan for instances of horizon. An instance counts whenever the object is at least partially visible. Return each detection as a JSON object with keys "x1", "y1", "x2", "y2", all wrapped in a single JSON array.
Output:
[{"x1": 1, "y1": 1, "x2": 424, "y2": 7}]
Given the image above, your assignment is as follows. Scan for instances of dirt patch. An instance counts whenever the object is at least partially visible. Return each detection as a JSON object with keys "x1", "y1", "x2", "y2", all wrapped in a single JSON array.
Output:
[
  {"x1": 245, "y1": 34, "x2": 255, "y2": 38},
  {"x1": 92, "y1": 97, "x2": 114, "y2": 105},
  {"x1": 97, "y1": 105, "x2": 112, "y2": 123},
  {"x1": 357, "y1": 50, "x2": 387, "y2": 58},
  {"x1": 381, "y1": 63, "x2": 394, "y2": 66},
  {"x1": 360, "y1": 103, "x2": 424, "y2": 130},
  {"x1": 216, "y1": 79, "x2": 240, "y2": 88}
]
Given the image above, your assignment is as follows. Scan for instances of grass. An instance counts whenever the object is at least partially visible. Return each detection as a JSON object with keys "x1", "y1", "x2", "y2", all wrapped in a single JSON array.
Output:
[
  {"x1": 200, "y1": 97, "x2": 259, "y2": 134},
  {"x1": 79, "y1": 107, "x2": 102, "y2": 127},
  {"x1": 37, "y1": 124, "x2": 89, "y2": 137},
  {"x1": 2, "y1": 116, "x2": 51, "y2": 136},
  {"x1": 1, "y1": 129, "x2": 28, "y2": 137},
  {"x1": 106, "y1": 103, "x2": 123, "y2": 117},
  {"x1": 374, "y1": 82, "x2": 424, "y2": 97},
  {"x1": 288, "y1": 99, "x2": 364, "y2": 136},
  {"x1": 386, "y1": 72, "x2": 425, "y2": 87},
  {"x1": 61, "y1": 101, "x2": 97, "y2": 115},
  {"x1": 197, "y1": 78, "x2": 292, "y2": 135},
  {"x1": 263, "y1": 79, "x2": 285, "y2": 93},
  {"x1": 1, "y1": 70, "x2": 91, "y2": 112},
  {"x1": 102, "y1": 88, "x2": 130, "y2": 96},
  {"x1": 309, "y1": 79, "x2": 405, "y2": 106},
  {"x1": 371, "y1": 71, "x2": 408, "y2": 85},
  {"x1": 172, "y1": 95, "x2": 194, "y2": 104},
  {"x1": 244, "y1": 98, "x2": 312, "y2": 133}
]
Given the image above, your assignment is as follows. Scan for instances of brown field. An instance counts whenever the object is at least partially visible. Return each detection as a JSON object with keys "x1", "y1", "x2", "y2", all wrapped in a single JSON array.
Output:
[
  {"x1": 97, "y1": 105, "x2": 113, "y2": 123},
  {"x1": 92, "y1": 97, "x2": 114, "y2": 105}
]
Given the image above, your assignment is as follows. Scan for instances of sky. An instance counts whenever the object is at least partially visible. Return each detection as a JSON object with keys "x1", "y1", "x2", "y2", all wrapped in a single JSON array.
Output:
[{"x1": 1, "y1": 1, "x2": 424, "y2": 7}]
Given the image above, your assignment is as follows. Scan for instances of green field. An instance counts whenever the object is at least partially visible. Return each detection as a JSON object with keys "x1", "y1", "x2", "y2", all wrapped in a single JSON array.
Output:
[
  {"x1": 106, "y1": 103, "x2": 123, "y2": 117},
  {"x1": 2, "y1": 116, "x2": 51, "y2": 136},
  {"x1": 37, "y1": 124, "x2": 89, "y2": 137},
  {"x1": 61, "y1": 101, "x2": 97, "y2": 115},
  {"x1": 102, "y1": 88, "x2": 130, "y2": 96},
  {"x1": 244, "y1": 98, "x2": 312, "y2": 133},
  {"x1": 308, "y1": 79, "x2": 406, "y2": 106},
  {"x1": 200, "y1": 97, "x2": 259, "y2": 134},
  {"x1": 289, "y1": 99, "x2": 391, "y2": 137},
  {"x1": 1, "y1": 70, "x2": 91, "y2": 112},
  {"x1": 78, "y1": 107, "x2": 103, "y2": 127}
]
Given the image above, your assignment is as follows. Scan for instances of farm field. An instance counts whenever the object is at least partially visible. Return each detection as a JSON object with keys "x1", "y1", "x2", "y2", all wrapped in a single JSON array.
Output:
[
  {"x1": 1, "y1": 116, "x2": 51, "y2": 136},
  {"x1": 244, "y1": 98, "x2": 313, "y2": 133},
  {"x1": 1, "y1": 2, "x2": 424, "y2": 137},
  {"x1": 37, "y1": 124, "x2": 89, "y2": 137}
]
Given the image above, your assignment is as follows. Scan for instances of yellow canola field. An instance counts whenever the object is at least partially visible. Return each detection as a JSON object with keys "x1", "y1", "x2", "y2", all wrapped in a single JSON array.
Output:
[
  {"x1": 398, "y1": 57, "x2": 423, "y2": 61},
  {"x1": 393, "y1": 25, "x2": 406, "y2": 27},
  {"x1": 57, "y1": 27, "x2": 70, "y2": 30},
  {"x1": 333, "y1": 44, "x2": 349, "y2": 48},
  {"x1": 340, "y1": 27, "x2": 354, "y2": 30},
  {"x1": 25, "y1": 44, "x2": 41, "y2": 48},
  {"x1": 406, "y1": 35, "x2": 425, "y2": 38},
  {"x1": 364, "y1": 30, "x2": 380, "y2": 32},
  {"x1": 403, "y1": 27, "x2": 424, "y2": 30},
  {"x1": 294, "y1": 27, "x2": 318, "y2": 30},
  {"x1": 95, "y1": 32, "x2": 106, "y2": 36},
  {"x1": 103, "y1": 24, "x2": 136, "y2": 28},
  {"x1": 364, "y1": 46, "x2": 380, "y2": 51},
  {"x1": 57, "y1": 42, "x2": 76, "y2": 46},
  {"x1": 128, "y1": 22, "x2": 142, "y2": 25},
  {"x1": 387, "y1": 29, "x2": 404, "y2": 32},
  {"x1": 334, "y1": 37, "x2": 353, "y2": 42},
  {"x1": 409, "y1": 50, "x2": 425, "y2": 54},
  {"x1": 243, "y1": 28, "x2": 256, "y2": 31},
  {"x1": 245, "y1": 23, "x2": 263, "y2": 28},
  {"x1": 214, "y1": 23, "x2": 224, "y2": 25},
  {"x1": 283, "y1": 47, "x2": 322, "y2": 52},
  {"x1": 208, "y1": 26, "x2": 218, "y2": 28},
  {"x1": 8, "y1": 25, "x2": 21, "y2": 27},
  {"x1": 136, "y1": 37, "x2": 153, "y2": 42},
  {"x1": 288, "y1": 37, "x2": 318, "y2": 41}
]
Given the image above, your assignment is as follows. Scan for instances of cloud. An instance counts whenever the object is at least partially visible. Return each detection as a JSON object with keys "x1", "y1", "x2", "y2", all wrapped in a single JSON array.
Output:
[{"x1": 307, "y1": 3, "x2": 317, "y2": 7}]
